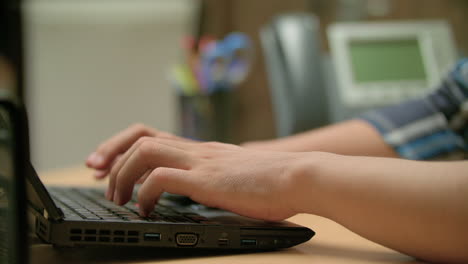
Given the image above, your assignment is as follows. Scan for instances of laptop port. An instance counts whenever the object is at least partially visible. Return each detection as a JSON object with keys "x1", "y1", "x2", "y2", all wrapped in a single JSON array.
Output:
[
  {"x1": 39, "y1": 221, "x2": 46, "y2": 230},
  {"x1": 240, "y1": 239, "x2": 257, "y2": 247},
  {"x1": 143, "y1": 233, "x2": 161, "y2": 241},
  {"x1": 38, "y1": 227, "x2": 47, "y2": 237},
  {"x1": 218, "y1": 238, "x2": 229, "y2": 246},
  {"x1": 176, "y1": 233, "x2": 198, "y2": 246}
]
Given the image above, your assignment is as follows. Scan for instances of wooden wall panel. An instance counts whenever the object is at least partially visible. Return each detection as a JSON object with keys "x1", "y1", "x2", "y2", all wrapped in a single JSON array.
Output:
[
  {"x1": 202, "y1": 0, "x2": 468, "y2": 144},
  {"x1": 367, "y1": 0, "x2": 468, "y2": 56},
  {"x1": 229, "y1": 0, "x2": 311, "y2": 143},
  {"x1": 204, "y1": 0, "x2": 311, "y2": 144}
]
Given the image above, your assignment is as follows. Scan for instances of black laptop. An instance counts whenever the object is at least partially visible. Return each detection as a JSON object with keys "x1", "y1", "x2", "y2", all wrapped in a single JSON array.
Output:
[
  {"x1": 1, "y1": 0, "x2": 314, "y2": 252},
  {"x1": 8, "y1": 102, "x2": 315, "y2": 250}
]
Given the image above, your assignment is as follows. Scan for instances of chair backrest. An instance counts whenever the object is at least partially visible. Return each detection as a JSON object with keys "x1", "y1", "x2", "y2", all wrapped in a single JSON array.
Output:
[{"x1": 260, "y1": 13, "x2": 329, "y2": 137}]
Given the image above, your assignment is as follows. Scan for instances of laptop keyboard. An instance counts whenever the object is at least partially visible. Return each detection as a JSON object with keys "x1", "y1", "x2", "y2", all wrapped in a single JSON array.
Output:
[{"x1": 48, "y1": 187, "x2": 209, "y2": 224}]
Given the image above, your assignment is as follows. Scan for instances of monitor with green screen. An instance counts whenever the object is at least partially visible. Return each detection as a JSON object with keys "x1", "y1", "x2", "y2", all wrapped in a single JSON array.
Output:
[{"x1": 349, "y1": 39, "x2": 427, "y2": 83}]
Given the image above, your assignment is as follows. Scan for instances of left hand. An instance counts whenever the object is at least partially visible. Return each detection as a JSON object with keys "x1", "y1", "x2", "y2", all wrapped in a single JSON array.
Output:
[{"x1": 104, "y1": 137, "x2": 306, "y2": 221}]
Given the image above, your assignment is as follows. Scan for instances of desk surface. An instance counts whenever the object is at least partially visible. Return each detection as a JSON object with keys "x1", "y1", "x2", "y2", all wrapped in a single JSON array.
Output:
[{"x1": 30, "y1": 166, "x2": 423, "y2": 264}]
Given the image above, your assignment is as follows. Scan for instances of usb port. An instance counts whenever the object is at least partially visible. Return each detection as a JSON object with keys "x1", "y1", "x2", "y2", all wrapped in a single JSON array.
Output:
[
  {"x1": 144, "y1": 233, "x2": 161, "y2": 241},
  {"x1": 240, "y1": 239, "x2": 257, "y2": 246}
]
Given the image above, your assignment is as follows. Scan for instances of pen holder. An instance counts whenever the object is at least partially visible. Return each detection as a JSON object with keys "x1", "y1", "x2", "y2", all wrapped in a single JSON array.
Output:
[{"x1": 178, "y1": 90, "x2": 233, "y2": 142}]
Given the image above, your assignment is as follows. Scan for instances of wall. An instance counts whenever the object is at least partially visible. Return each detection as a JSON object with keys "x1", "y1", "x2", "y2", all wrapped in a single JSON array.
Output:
[
  {"x1": 22, "y1": 0, "x2": 468, "y2": 171},
  {"x1": 24, "y1": 0, "x2": 196, "y2": 171}
]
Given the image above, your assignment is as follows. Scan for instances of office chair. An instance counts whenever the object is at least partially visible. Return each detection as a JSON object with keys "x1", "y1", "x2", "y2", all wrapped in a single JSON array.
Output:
[{"x1": 260, "y1": 13, "x2": 329, "y2": 138}]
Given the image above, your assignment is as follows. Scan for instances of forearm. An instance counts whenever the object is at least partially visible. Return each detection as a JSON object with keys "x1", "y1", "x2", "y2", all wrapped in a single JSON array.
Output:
[
  {"x1": 293, "y1": 153, "x2": 468, "y2": 263},
  {"x1": 243, "y1": 119, "x2": 398, "y2": 157}
]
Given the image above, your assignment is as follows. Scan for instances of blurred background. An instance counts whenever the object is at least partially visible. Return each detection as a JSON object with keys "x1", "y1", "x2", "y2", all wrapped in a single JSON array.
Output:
[
  {"x1": 16, "y1": 0, "x2": 468, "y2": 171},
  {"x1": 23, "y1": 0, "x2": 196, "y2": 171}
]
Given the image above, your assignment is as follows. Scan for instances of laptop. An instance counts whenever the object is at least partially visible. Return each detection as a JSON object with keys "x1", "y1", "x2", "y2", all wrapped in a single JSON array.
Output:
[
  {"x1": 5, "y1": 101, "x2": 315, "y2": 250},
  {"x1": 0, "y1": 95, "x2": 28, "y2": 264}
]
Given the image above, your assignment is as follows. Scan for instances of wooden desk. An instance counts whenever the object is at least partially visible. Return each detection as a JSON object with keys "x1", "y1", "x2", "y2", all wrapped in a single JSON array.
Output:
[{"x1": 30, "y1": 166, "x2": 423, "y2": 264}]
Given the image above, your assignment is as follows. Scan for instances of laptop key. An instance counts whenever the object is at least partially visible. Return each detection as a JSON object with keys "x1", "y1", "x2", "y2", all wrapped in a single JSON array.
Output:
[
  {"x1": 84, "y1": 216, "x2": 101, "y2": 220},
  {"x1": 51, "y1": 187, "x2": 205, "y2": 225}
]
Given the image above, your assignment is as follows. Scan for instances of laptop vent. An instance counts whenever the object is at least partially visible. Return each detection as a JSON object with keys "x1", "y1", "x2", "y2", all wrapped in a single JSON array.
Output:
[{"x1": 68, "y1": 229, "x2": 140, "y2": 244}]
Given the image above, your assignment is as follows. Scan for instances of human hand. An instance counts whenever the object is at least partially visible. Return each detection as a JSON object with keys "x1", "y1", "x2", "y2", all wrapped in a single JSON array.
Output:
[
  {"x1": 86, "y1": 124, "x2": 190, "y2": 179},
  {"x1": 106, "y1": 138, "x2": 307, "y2": 221}
]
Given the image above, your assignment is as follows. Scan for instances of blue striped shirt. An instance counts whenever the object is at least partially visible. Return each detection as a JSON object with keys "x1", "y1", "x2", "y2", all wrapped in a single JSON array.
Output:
[{"x1": 360, "y1": 59, "x2": 468, "y2": 160}]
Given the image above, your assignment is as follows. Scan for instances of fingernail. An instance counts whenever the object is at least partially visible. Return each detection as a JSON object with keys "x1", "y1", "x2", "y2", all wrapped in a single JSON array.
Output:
[
  {"x1": 105, "y1": 188, "x2": 112, "y2": 200},
  {"x1": 139, "y1": 208, "x2": 148, "y2": 217},
  {"x1": 87, "y1": 152, "x2": 104, "y2": 167},
  {"x1": 114, "y1": 191, "x2": 121, "y2": 205},
  {"x1": 94, "y1": 170, "x2": 107, "y2": 179}
]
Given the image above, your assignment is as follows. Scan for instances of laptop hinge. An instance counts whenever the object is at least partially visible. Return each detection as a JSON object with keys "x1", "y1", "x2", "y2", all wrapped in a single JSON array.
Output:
[
  {"x1": 26, "y1": 161, "x2": 65, "y2": 221},
  {"x1": 28, "y1": 200, "x2": 64, "y2": 222},
  {"x1": 44, "y1": 207, "x2": 64, "y2": 221}
]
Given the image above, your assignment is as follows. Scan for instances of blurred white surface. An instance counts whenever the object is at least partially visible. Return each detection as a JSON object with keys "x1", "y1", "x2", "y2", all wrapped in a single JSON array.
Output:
[{"x1": 24, "y1": 0, "x2": 196, "y2": 171}]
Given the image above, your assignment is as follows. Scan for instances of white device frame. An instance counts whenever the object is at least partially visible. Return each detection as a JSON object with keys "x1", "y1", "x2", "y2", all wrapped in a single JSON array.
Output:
[{"x1": 328, "y1": 20, "x2": 457, "y2": 107}]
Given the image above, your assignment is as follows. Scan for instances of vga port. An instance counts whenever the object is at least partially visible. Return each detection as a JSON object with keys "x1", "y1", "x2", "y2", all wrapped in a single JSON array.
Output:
[{"x1": 175, "y1": 233, "x2": 198, "y2": 246}]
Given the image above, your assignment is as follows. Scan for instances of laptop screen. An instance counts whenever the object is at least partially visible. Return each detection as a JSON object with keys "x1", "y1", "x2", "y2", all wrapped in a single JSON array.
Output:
[
  {"x1": 0, "y1": 98, "x2": 23, "y2": 264},
  {"x1": 1, "y1": 0, "x2": 28, "y2": 261},
  {"x1": 0, "y1": 60, "x2": 59, "y2": 264}
]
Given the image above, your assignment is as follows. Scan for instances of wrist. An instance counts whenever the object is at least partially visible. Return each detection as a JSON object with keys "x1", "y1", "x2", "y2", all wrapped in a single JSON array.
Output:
[
  {"x1": 241, "y1": 140, "x2": 279, "y2": 151},
  {"x1": 287, "y1": 151, "x2": 341, "y2": 218}
]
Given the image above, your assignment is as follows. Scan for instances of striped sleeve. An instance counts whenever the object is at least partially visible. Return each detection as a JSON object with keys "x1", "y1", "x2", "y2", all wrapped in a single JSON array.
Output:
[{"x1": 360, "y1": 59, "x2": 468, "y2": 160}]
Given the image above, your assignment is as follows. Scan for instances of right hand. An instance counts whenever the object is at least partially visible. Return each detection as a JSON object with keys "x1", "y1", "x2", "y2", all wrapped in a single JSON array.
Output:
[
  {"x1": 86, "y1": 123, "x2": 190, "y2": 179},
  {"x1": 104, "y1": 137, "x2": 308, "y2": 221}
]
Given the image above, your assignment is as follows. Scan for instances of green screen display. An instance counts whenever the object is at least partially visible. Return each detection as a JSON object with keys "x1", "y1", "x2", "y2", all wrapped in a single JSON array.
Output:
[{"x1": 349, "y1": 39, "x2": 427, "y2": 83}]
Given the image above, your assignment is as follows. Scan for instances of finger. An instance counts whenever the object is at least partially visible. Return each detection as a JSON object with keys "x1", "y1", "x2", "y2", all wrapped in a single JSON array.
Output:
[
  {"x1": 107, "y1": 137, "x2": 196, "y2": 200},
  {"x1": 106, "y1": 137, "x2": 151, "y2": 200},
  {"x1": 93, "y1": 169, "x2": 108, "y2": 180},
  {"x1": 93, "y1": 155, "x2": 121, "y2": 180},
  {"x1": 113, "y1": 141, "x2": 194, "y2": 205},
  {"x1": 136, "y1": 169, "x2": 152, "y2": 184},
  {"x1": 151, "y1": 137, "x2": 199, "y2": 151},
  {"x1": 86, "y1": 124, "x2": 156, "y2": 170},
  {"x1": 157, "y1": 131, "x2": 195, "y2": 143},
  {"x1": 137, "y1": 167, "x2": 193, "y2": 216}
]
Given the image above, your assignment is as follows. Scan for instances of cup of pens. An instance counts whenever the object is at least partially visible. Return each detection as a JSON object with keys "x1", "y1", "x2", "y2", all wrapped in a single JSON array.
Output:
[{"x1": 170, "y1": 32, "x2": 253, "y2": 142}]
